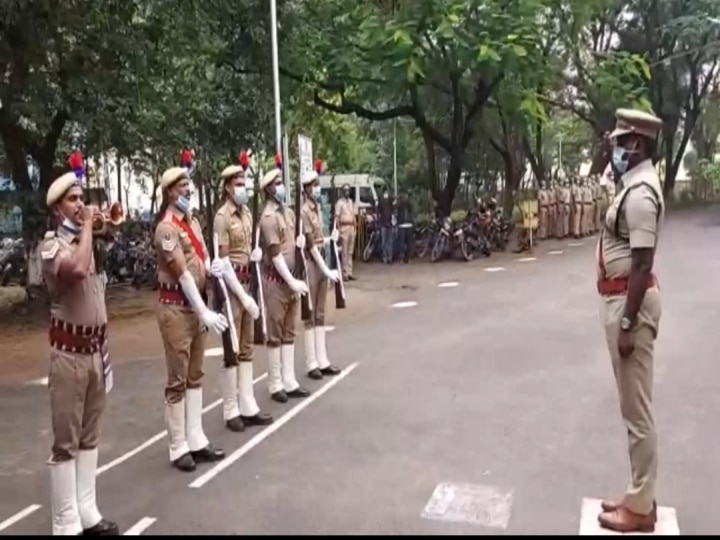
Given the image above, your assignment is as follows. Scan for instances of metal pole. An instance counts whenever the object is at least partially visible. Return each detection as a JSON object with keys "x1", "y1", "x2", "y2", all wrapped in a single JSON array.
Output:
[
  {"x1": 393, "y1": 119, "x2": 398, "y2": 197},
  {"x1": 270, "y1": 0, "x2": 282, "y2": 156}
]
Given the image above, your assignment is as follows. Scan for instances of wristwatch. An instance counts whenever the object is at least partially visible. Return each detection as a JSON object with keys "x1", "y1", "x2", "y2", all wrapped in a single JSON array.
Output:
[{"x1": 620, "y1": 316, "x2": 633, "y2": 331}]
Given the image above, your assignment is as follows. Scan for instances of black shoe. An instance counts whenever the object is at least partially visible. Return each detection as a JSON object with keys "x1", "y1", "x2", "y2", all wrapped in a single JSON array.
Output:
[
  {"x1": 348, "y1": 275, "x2": 357, "y2": 281},
  {"x1": 286, "y1": 387, "x2": 311, "y2": 399},
  {"x1": 172, "y1": 452, "x2": 196, "y2": 472},
  {"x1": 307, "y1": 368, "x2": 323, "y2": 380},
  {"x1": 225, "y1": 416, "x2": 245, "y2": 432},
  {"x1": 240, "y1": 412, "x2": 274, "y2": 426},
  {"x1": 191, "y1": 445, "x2": 225, "y2": 463},
  {"x1": 271, "y1": 390, "x2": 288, "y2": 403},
  {"x1": 83, "y1": 519, "x2": 119, "y2": 536},
  {"x1": 321, "y1": 365, "x2": 341, "y2": 376}
]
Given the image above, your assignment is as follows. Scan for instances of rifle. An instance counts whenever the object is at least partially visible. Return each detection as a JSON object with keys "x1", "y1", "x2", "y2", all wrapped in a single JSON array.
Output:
[
  {"x1": 241, "y1": 151, "x2": 267, "y2": 346},
  {"x1": 288, "y1": 134, "x2": 313, "y2": 322},
  {"x1": 211, "y1": 234, "x2": 239, "y2": 365},
  {"x1": 328, "y1": 175, "x2": 346, "y2": 309}
]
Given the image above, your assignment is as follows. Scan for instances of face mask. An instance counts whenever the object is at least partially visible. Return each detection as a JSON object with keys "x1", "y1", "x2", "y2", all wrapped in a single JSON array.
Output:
[
  {"x1": 61, "y1": 216, "x2": 81, "y2": 235},
  {"x1": 312, "y1": 186, "x2": 321, "y2": 201},
  {"x1": 175, "y1": 195, "x2": 191, "y2": 214},
  {"x1": 274, "y1": 184, "x2": 286, "y2": 204},
  {"x1": 233, "y1": 186, "x2": 248, "y2": 206},
  {"x1": 612, "y1": 147, "x2": 629, "y2": 175},
  {"x1": 383, "y1": 193, "x2": 389, "y2": 199}
]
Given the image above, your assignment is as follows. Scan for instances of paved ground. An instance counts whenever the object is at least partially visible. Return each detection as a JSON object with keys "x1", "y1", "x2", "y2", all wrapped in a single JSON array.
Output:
[{"x1": 1, "y1": 206, "x2": 719, "y2": 535}]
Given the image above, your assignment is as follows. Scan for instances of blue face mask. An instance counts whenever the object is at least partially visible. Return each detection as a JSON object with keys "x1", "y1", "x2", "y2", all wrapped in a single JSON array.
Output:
[
  {"x1": 61, "y1": 217, "x2": 81, "y2": 235},
  {"x1": 234, "y1": 187, "x2": 248, "y2": 206},
  {"x1": 312, "y1": 186, "x2": 321, "y2": 201},
  {"x1": 175, "y1": 195, "x2": 191, "y2": 214},
  {"x1": 274, "y1": 184, "x2": 286, "y2": 204},
  {"x1": 612, "y1": 146, "x2": 629, "y2": 175}
]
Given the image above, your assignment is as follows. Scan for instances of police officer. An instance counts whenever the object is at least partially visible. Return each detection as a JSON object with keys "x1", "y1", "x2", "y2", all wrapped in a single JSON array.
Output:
[
  {"x1": 596, "y1": 108, "x2": 664, "y2": 533},
  {"x1": 212, "y1": 164, "x2": 273, "y2": 431},
  {"x1": 299, "y1": 170, "x2": 342, "y2": 379},
  {"x1": 335, "y1": 184, "x2": 357, "y2": 280},
  {"x1": 154, "y1": 166, "x2": 227, "y2": 472},
  {"x1": 258, "y1": 167, "x2": 311, "y2": 402},
  {"x1": 41, "y1": 170, "x2": 118, "y2": 535},
  {"x1": 537, "y1": 184, "x2": 548, "y2": 240}
]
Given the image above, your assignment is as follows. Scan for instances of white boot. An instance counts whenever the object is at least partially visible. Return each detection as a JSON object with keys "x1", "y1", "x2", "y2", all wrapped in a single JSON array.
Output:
[
  {"x1": 238, "y1": 362, "x2": 260, "y2": 417},
  {"x1": 76, "y1": 449, "x2": 102, "y2": 530},
  {"x1": 304, "y1": 328, "x2": 318, "y2": 372},
  {"x1": 221, "y1": 366, "x2": 241, "y2": 421},
  {"x1": 49, "y1": 459, "x2": 82, "y2": 535},
  {"x1": 267, "y1": 347, "x2": 283, "y2": 395},
  {"x1": 165, "y1": 400, "x2": 190, "y2": 462},
  {"x1": 315, "y1": 326, "x2": 331, "y2": 369},
  {"x1": 185, "y1": 388, "x2": 210, "y2": 452},
  {"x1": 280, "y1": 343, "x2": 300, "y2": 392}
]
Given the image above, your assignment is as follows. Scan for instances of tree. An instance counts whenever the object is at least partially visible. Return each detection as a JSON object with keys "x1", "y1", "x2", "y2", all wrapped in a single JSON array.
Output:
[{"x1": 285, "y1": 0, "x2": 550, "y2": 214}]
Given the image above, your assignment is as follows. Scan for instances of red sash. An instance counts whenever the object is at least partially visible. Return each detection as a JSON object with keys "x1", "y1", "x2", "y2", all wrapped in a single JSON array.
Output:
[{"x1": 165, "y1": 213, "x2": 206, "y2": 261}]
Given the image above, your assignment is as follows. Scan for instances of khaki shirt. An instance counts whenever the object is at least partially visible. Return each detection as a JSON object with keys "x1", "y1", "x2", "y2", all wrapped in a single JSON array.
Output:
[
  {"x1": 548, "y1": 189, "x2": 556, "y2": 206},
  {"x1": 301, "y1": 198, "x2": 325, "y2": 249},
  {"x1": 260, "y1": 199, "x2": 296, "y2": 270},
  {"x1": 571, "y1": 185, "x2": 581, "y2": 204},
  {"x1": 335, "y1": 198, "x2": 356, "y2": 228},
  {"x1": 581, "y1": 186, "x2": 592, "y2": 204},
  {"x1": 41, "y1": 228, "x2": 108, "y2": 327},
  {"x1": 598, "y1": 159, "x2": 664, "y2": 279},
  {"x1": 538, "y1": 189, "x2": 548, "y2": 207},
  {"x1": 154, "y1": 210, "x2": 207, "y2": 290},
  {"x1": 213, "y1": 200, "x2": 252, "y2": 267}
]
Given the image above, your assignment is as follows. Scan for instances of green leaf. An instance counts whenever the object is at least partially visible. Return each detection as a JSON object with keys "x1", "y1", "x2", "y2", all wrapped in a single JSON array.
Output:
[{"x1": 513, "y1": 44, "x2": 528, "y2": 57}]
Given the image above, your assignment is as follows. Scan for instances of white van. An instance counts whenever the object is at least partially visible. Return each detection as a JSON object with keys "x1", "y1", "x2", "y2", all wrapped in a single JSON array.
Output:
[{"x1": 318, "y1": 174, "x2": 387, "y2": 211}]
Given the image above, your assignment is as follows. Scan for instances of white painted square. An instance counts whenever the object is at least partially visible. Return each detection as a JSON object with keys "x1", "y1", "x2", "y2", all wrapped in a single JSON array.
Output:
[
  {"x1": 484, "y1": 266, "x2": 506, "y2": 273},
  {"x1": 516, "y1": 257, "x2": 537, "y2": 262},
  {"x1": 548, "y1": 250, "x2": 564, "y2": 255},
  {"x1": 579, "y1": 498, "x2": 680, "y2": 536},
  {"x1": 421, "y1": 482, "x2": 513, "y2": 529},
  {"x1": 568, "y1": 241, "x2": 584, "y2": 247}
]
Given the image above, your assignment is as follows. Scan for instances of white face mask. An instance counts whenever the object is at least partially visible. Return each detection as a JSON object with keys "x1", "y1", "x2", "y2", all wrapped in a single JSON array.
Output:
[
  {"x1": 312, "y1": 186, "x2": 321, "y2": 200},
  {"x1": 233, "y1": 186, "x2": 248, "y2": 206}
]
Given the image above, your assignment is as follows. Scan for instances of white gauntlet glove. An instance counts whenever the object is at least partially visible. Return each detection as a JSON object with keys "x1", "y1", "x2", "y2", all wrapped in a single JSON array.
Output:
[
  {"x1": 250, "y1": 247, "x2": 263, "y2": 263},
  {"x1": 178, "y1": 271, "x2": 228, "y2": 334},
  {"x1": 295, "y1": 235, "x2": 306, "y2": 250},
  {"x1": 310, "y1": 246, "x2": 339, "y2": 283},
  {"x1": 219, "y1": 259, "x2": 260, "y2": 320},
  {"x1": 272, "y1": 254, "x2": 308, "y2": 295}
]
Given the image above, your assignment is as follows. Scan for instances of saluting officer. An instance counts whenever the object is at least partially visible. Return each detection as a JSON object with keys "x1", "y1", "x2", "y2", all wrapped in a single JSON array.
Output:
[
  {"x1": 299, "y1": 170, "x2": 342, "y2": 379},
  {"x1": 41, "y1": 167, "x2": 118, "y2": 536},
  {"x1": 258, "y1": 167, "x2": 311, "y2": 402},
  {"x1": 154, "y1": 165, "x2": 227, "y2": 472},
  {"x1": 212, "y1": 164, "x2": 273, "y2": 431},
  {"x1": 596, "y1": 108, "x2": 664, "y2": 533}
]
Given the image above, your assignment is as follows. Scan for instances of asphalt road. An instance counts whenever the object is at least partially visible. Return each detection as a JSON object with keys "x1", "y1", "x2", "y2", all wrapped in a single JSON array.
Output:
[{"x1": 1, "y1": 206, "x2": 719, "y2": 535}]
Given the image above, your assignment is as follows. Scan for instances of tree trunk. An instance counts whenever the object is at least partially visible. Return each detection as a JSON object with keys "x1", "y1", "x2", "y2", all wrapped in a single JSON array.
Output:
[
  {"x1": 116, "y1": 154, "x2": 122, "y2": 206},
  {"x1": 439, "y1": 151, "x2": 464, "y2": 216}
]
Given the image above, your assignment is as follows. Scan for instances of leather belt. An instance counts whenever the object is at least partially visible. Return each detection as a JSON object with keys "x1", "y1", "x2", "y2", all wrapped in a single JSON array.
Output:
[
  {"x1": 230, "y1": 262, "x2": 251, "y2": 284},
  {"x1": 49, "y1": 318, "x2": 107, "y2": 354},
  {"x1": 597, "y1": 274, "x2": 657, "y2": 296},
  {"x1": 158, "y1": 282, "x2": 207, "y2": 306}
]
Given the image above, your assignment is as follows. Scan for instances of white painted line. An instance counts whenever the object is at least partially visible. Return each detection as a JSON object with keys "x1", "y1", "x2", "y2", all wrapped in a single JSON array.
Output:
[
  {"x1": 0, "y1": 504, "x2": 42, "y2": 532},
  {"x1": 547, "y1": 250, "x2": 564, "y2": 255},
  {"x1": 516, "y1": 257, "x2": 537, "y2": 262},
  {"x1": 124, "y1": 517, "x2": 157, "y2": 535},
  {"x1": 421, "y1": 482, "x2": 513, "y2": 529},
  {"x1": 25, "y1": 377, "x2": 48, "y2": 386},
  {"x1": 204, "y1": 347, "x2": 224, "y2": 357},
  {"x1": 96, "y1": 373, "x2": 267, "y2": 476},
  {"x1": 326, "y1": 326, "x2": 335, "y2": 332},
  {"x1": 484, "y1": 267, "x2": 506, "y2": 273},
  {"x1": 438, "y1": 281, "x2": 459, "y2": 288},
  {"x1": 568, "y1": 241, "x2": 584, "y2": 247},
  {"x1": 579, "y1": 498, "x2": 679, "y2": 535},
  {"x1": 391, "y1": 301, "x2": 417, "y2": 308},
  {"x1": 189, "y1": 362, "x2": 359, "y2": 489}
]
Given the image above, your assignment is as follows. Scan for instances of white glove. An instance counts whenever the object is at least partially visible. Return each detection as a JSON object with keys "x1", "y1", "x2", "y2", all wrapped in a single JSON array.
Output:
[
  {"x1": 310, "y1": 246, "x2": 338, "y2": 283},
  {"x1": 210, "y1": 257, "x2": 225, "y2": 278},
  {"x1": 204, "y1": 258, "x2": 211, "y2": 273},
  {"x1": 218, "y1": 258, "x2": 261, "y2": 321},
  {"x1": 325, "y1": 268, "x2": 340, "y2": 283},
  {"x1": 296, "y1": 235, "x2": 306, "y2": 250},
  {"x1": 272, "y1": 253, "x2": 308, "y2": 295},
  {"x1": 330, "y1": 229, "x2": 339, "y2": 243},
  {"x1": 250, "y1": 247, "x2": 262, "y2": 263},
  {"x1": 178, "y1": 270, "x2": 228, "y2": 334},
  {"x1": 241, "y1": 295, "x2": 260, "y2": 320}
]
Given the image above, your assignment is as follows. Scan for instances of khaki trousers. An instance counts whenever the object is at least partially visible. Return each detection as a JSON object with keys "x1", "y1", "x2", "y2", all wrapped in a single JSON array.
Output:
[
  {"x1": 572, "y1": 204, "x2": 582, "y2": 236},
  {"x1": 228, "y1": 294, "x2": 254, "y2": 365},
  {"x1": 538, "y1": 207, "x2": 548, "y2": 239},
  {"x1": 49, "y1": 349, "x2": 106, "y2": 462},
  {"x1": 264, "y1": 277, "x2": 298, "y2": 348},
  {"x1": 601, "y1": 287, "x2": 661, "y2": 515},
  {"x1": 156, "y1": 304, "x2": 206, "y2": 404},
  {"x1": 304, "y1": 260, "x2": 328, "y2": 329},
  {"x1": 339, "y1": 225, "x2": 356, "y2": 278}
]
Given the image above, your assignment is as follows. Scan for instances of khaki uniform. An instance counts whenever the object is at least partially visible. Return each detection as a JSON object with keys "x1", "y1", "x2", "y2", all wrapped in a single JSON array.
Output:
[
  {"x1": 581, "y1": 184, "x2": 593, "y2": 235},
  {"x1": 538, "y1": 189, "x2": 548, "y2": 239},
  {"x1": 571, "y1": 183, "x2": 582, "y2": 237},
  {"x1": 597, "y1": 159, "x2": 664, "y2": 516},
  {"x1": 154, "y1": 211, "x2": 211, "y2": 461},
  {"x1": 213, "y1": 200, "x2": 268, "y2": 425},
  {"x1": 555, "y1": 185, "x2": 566, "y2": 238},
  {"x1": 547, "y1": 188, "x2": 557, "y2": 239},
  {"x1": 335, "y1": 197, "x2": 356, "y2": 278},
  {"x1": 301, "y1": 198, "x2": 328, "y2": 329},
  {"x1": 41, "y1": 227, "x2": 111, "y2": 535}
]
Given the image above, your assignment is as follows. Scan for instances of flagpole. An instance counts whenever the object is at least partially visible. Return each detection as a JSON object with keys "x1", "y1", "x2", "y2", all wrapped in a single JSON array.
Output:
[{"x1": 270, "y1": 0, "x2": 282, "y2": 157}]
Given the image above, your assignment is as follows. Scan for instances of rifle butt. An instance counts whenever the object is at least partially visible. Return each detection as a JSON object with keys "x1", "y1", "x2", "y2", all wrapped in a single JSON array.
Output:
[{"x1": 334, "y1": 282, "x2": 346, "y2": 309}]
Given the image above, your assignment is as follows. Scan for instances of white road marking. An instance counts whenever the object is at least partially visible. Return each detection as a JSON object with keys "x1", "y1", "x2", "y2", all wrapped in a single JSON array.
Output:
[
  {"x1": 124, "y1": 517, "x2": 157, "y2": 536},
  {"x1": 548, "y1": 250, "x2": 564, "y2": 255},
  {"x1": 484, "y1": 266, "x2": 506, "y2": 273},
  {"x1": 568, "y1": 242, "x2": 584, "y2": 247},
  {"x1": 25, "y1": 377, "x2": 48, "y2": 386},
  {"x1": 516, "y1": 257, "x2": 537, "y2": 262},
  {"x1": 204, "y1": 347, "x2": 224, "y2": 357},
  {"x1": 391, "y1": 301, "x2": 417, "y2": 308},
  {"x1": 438, "y1": 281, "x2": 459, "y2": 288},
  {"x1": 421, "y1": 482, "x2": 513, "y2": 529},
  {"x1": 189, "y1": 362, "x2": 359, "y2": 489},
  {"x1": 325, "y1": 326, "x2": 335, "y2": 332},
  {"x1": 96, "y1": 373, "x2": 267, "y2": 476},
  {"x1": 0, "y1": 504, "x2": 41, "y2": 532},
  {"x1": 579, "y1": 498, "x2": 679, "y2": 535}
]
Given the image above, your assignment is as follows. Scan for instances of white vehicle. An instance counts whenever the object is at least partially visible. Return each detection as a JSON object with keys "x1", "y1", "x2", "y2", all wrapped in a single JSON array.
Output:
[{"x1": 318, "y1": 174, "x2": 387, "y2": 212}]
